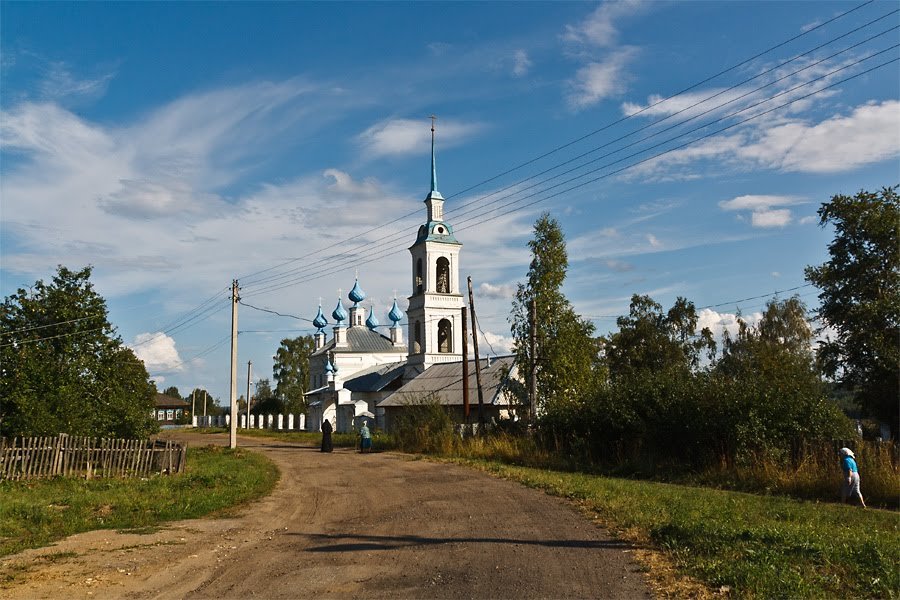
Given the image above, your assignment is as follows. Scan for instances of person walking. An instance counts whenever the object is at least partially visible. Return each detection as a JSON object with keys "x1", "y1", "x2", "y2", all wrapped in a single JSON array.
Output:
[
  {"x1": 321, "y1": 419, "x2": 333, "y2": 453},
  {"x1": 359, "y1": 421, "x2": 372, "y2": 453},
  {"x1": 840, "y1": 447, "x2": 866, "y2": 508}
]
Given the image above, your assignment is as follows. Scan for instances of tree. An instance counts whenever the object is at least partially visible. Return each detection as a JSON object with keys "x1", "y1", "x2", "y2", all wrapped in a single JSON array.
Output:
[
  {"x1": 804, "y1": 187, "x2": 900, "y2": 435},
  {"x1": 273, "y1": 335, "x2": 314, "y2": 414},
  {"x1": 162, "y1": 386, "x2": 182, "y2": 400},
  {"x1": 510, "y1": 214, "x2": 597, "y2": 418},
  {"x1": 0, "y1": 266, "x2": 157, "y2": 438},
  {"x1": 602, "y1": 294, "x2": 715, "y2": 380}
]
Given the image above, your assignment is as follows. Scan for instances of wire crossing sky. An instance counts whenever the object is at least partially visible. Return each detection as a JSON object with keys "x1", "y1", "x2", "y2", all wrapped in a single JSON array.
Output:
[{"x1": 1, "y1": 1, "x2": 898, "y2": 402}]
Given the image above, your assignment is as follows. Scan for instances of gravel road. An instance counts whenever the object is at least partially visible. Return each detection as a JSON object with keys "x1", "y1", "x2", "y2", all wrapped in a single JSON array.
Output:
[{"x1": 2, "y1": 432, "x2": 651, "y2": 599}]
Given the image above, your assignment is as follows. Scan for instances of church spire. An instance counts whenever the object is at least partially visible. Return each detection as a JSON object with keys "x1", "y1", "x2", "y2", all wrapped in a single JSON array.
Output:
[{"x1": 430, "y1": 114, "x2": 438, "y2": 194}]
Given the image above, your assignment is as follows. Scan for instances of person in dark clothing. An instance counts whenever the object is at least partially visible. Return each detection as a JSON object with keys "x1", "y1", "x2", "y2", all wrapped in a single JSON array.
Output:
[{"x1": 321, "y1": 419, "x2": 333, "y2": 452}]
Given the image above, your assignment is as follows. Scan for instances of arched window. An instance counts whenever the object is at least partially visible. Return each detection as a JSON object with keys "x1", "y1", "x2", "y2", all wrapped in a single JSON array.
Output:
[
  {"x1": 436, "y1": 257, "x2": 450, "y2": 293},
  {"x1": 414, "y1": 320, "x2": 422, "y2": 353},
  {"x1": 416, "y1": 259, "x2": 424, "y2": 294},
  {"x1": 438, "y1": 319, "x2": 452, "y2": 353}
]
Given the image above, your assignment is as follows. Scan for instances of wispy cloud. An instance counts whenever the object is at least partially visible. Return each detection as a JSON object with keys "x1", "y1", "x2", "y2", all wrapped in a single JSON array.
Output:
[
  {"x1": 357, "y1": 117, "x2": 484, "y2": 158},
  {"x1": 512, "y1": 49, "x2": 532, "y2": 77},
  {"x1": 719, "y1": 194, "x2": 805, "y2": 229},
  {"x1": 567, "y1": 49, "x2": 637, "y2": 109},
  {"x1": 562, "y1": 0, "x2": 647, "y2": 48}
]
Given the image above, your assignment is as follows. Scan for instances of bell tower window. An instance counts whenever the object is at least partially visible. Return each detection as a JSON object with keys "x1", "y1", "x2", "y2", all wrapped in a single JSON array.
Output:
[
  {"x1": 416, "y1": 259, "x2": 424, "y2": 294},
  {"x1": 414, "y1": 320, "x2": 422, "y2": 353},
  {"x1": 438, "y1": 319, "x2": 452, "y2": 353},
  {"x1": 436, "y1": 257, "x2": 450, "y2": 293}
]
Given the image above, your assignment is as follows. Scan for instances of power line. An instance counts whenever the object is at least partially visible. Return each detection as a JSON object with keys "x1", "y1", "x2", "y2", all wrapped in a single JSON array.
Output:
[
  {"x1": 234, "y1": 1, "x2": 879, "y2": 290},
  {"x1": 241, "y1": 52, "x2": 899, "y2": 298}
]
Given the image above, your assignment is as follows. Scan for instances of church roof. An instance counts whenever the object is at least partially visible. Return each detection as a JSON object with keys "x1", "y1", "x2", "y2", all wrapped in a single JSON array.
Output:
[
  {"x1": 414, "y1": 220, "x2": 461, "y2": 245},
  {"x1": 311, "y1": 326, "x2": 407, "y2": 356},
  {"x1": 379, "y1": 355, "x2": 516, "y2": 407},
  {"x1": 343, "y1": 361, "x2": 407, "y2": 393}
]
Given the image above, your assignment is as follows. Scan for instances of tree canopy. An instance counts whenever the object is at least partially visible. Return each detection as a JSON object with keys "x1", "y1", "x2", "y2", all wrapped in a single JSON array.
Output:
[
  {"x1": 273, "y1": 335, "x2": 314, "y2": 414},
  {"x1": 805, "y1": 186, "x2": 899, "y2": 434},
  {"x1": 0, "y1": 266, "x2": 157, "y2": 438},
  {"x1": 510, "y1": 213, "x2": 597, "y2": 418},
  {"x1": 602, "y1": 295, "x2": 715, "y2": 380}
]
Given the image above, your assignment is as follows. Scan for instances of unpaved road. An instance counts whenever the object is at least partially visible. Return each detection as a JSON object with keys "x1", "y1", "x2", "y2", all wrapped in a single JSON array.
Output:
[{"x1": 2, "y1": 432, "x2": 651, "y2": 599}]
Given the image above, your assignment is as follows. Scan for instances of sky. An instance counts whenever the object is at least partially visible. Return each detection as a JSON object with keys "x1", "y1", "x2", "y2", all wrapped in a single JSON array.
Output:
[{"x1": 2, "y1": 1, "x2": 898, "y2": 406}]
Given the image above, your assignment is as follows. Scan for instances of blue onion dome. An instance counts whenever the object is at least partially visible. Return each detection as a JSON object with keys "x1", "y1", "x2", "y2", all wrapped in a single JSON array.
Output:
[
  {"x1": 325, "y1": 360, "x2": 334, "y2": 373},
  {"x1": 388, "y1": 298, "x2": 404, "y2": 323},
  {"x1": 348, "y1": 278, "x2": 366, "y2": 305},
  {"x1": 312, "y1": 305, "x2": 328, "y2": 331},
  {"x1": 332, "y1": 298, "x2": 348, "y2": 323},
  {"x1": 366, "y1": 307, "x2": 379, "y2": 330}
]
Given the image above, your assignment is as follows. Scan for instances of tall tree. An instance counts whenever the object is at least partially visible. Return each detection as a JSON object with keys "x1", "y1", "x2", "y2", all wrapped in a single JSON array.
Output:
[
  {"x1": 162, "y1": 386, "x2": 182, "y2": 400},
  {"x1": 273, "y1": 335, "x2": 314, "y2": 414},
  {"x1": 0, "y1": 266, "x2": 157, "y2": 438},
  {"x1": 603, "y1": 294, "x2": 715, "y2": 380},
  {"x1": 805, "y1": 187, "x2": 900, "y2": 434},
  {"x1": 510, "y1": 213, "x2": 597, "y2": 418}
]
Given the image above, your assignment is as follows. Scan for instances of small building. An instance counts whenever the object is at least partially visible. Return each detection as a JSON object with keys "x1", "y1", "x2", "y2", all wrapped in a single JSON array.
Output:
[
  {"x1": 153, "y1": 393, "x2": 190, "y2": 425},
  {"x1": 378, "y1": 356, "x2": 518, "y2": 431}
]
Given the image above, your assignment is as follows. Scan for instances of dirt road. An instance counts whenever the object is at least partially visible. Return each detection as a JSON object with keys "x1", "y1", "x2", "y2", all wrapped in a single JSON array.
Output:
[{"x1": 3, "y1": 432, "x2": 651, "y2": 599}]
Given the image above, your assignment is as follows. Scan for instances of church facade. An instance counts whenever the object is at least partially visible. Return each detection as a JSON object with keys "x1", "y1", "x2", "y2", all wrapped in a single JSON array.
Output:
[{"x1": 304, "y1": 124, "x2": 517, "y2": 433}]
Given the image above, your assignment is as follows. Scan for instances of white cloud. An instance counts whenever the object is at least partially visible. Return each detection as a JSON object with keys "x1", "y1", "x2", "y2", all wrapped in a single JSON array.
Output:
[
  {"x1": 512, "y1": 50, "x2": 532, "y2": 77},
  {"x1": 563, "y1": 0, "x2": 647, "y2": 47},
  {"x1": 740, "y1": 100, "x2": 900, "y2": 173},
  {"x1": 751, "y1": 208, "x2": 792, "y2": 228},
  {"x1": 479, "y1": 282, "x2": 517, "y2": 300},
  {"x1": 718, "y1": 194, "x2": 803, "y2": 211},
  {"x1": 799, "y1": 215, "x2": 817, "y2": 225},
  {"x1": 131, "y1": 332, "x2": 183, "y2": 373},
  {"x1": 646, "y1": 233, "x2": 661, "y2": 248},
  {"x1": 567, "y1": 49, "x2": 636, "y2": 109},
  {"x1": 357, "y1": 117, "x2": 484, "y2": 158},
  {"x1": 605, "y1": 259, "x2": 634, "y2": 272},
  {"x1": 719, "y1": 195, "x2": 804, "y2": 229},
  {"x1": 697, "y1": 308, "x2": 762, "y2": 341},
  {"x1": 478, "y1": 330, "x2": 515, "y2": 356},
  {"x1": 627, "y1": 100, "x2": 900, "y2": 179}
]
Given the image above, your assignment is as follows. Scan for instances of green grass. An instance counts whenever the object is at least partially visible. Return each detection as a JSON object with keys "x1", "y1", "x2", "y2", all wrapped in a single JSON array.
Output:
[
  {"x1": 0, "y1": 445, "x2": 278, "y2": 557},
  {"x1": 461, "y1": 459, "x2": 899, "y2": 599}
]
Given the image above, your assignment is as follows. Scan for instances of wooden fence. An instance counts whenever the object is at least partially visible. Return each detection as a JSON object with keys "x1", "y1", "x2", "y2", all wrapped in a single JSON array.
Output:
[{"x1": 0, "y1": 434, "x2": 187, "y2": 480}]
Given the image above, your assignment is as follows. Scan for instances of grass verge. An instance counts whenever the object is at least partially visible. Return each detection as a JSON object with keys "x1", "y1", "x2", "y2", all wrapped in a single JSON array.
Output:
[
  {"x1": 459, "y1": 458, "x2": 898, "y2": 599},
  {"x1": 0, "y1": 445, "x2": 278, "y2": 558}
]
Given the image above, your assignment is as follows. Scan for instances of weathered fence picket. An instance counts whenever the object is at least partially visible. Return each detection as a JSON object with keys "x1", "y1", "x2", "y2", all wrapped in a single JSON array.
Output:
[{"x1": 0, "y1": 435, "x2": 187, "y2": 480}]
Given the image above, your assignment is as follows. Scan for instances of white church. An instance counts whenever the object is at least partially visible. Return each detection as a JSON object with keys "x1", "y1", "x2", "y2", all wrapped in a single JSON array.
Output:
[{"x1": 304, "y1": 124, "x2": 517, "y2": 432}]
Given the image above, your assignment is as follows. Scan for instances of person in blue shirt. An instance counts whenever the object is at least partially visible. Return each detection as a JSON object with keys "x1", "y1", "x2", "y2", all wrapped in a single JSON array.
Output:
[
  {"x1": 359, "y1": 421, "x2": 372, "y2": 453},
  {"x1": 840, "y1": 447, "x2": 866, "y2": 508}
]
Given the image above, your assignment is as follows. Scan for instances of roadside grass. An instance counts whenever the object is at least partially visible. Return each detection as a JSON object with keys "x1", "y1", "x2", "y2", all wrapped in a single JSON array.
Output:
[
  {"x1": 459, "y1": 459, "x2": 899, "y2": 599},
  {"x1": 198, "y1": 426, "x2": 396, "y2": 451},
  {"x1": 0, "y1": 445, "x2": 278, "y2": 558}
]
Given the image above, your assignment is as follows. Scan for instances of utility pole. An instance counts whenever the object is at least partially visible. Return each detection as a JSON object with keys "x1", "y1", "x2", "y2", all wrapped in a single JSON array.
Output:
[
  {"x1": 229, "y1": 279, "x2": 240, "y2": 449},
  {"x1": 246, "y1": 360, "x2": 252, "y2": 428},
  {"x1": 529, "y1": 297, "x2": 537, "y2": 422},
  {"x1": 191, "y1": 389, "x2": 196, "y2": 425},
  {"x1": 467, "y1": 276, "x2": 485, "y2": 427},
  {"x1": 203, "y1": 390, "x2": 208, "y2": 417},
  {"x1": 461, "y1": 306, "x2": 470, "y2": 423}
]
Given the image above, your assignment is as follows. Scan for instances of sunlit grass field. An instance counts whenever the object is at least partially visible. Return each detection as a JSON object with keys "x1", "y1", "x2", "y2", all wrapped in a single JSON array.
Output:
[{"x1": 0, "y1": 445, "x2": 278, "y2": 558}]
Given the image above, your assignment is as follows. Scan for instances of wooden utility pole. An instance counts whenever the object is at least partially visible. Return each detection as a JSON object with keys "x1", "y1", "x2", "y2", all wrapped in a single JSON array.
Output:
[
  {"x1": 467, "y1": 276, "x2": 485, "y2": 427},
  {"x1": 203, "y1": 390, "x2": 208, "y2": 417},
  {"x1": 191, "y1": 389, "x2": 196, "y2": 425},
  {"x1": 229, "y1": 279, "x2": 240, "y2": 449},
  {"x1": 529, "y1": 297, "x2": 537, "y2": 422},
  {"x1": 246, "y1": 360, "x2": 253, "y2": 427},
  {"x1": 461, "y1": 306, "x2": 470, "y2": 422}
]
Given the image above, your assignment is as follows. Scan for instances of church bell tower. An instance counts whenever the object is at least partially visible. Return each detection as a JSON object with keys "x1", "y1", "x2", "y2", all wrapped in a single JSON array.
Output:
[{"x1": 406, "y1": 117, "x2": 464, "y2": 376}]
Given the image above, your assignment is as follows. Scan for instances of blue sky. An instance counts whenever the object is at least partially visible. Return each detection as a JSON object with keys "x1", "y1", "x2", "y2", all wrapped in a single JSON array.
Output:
[{"x1": 2, "y1": 1, "x2": 898, "y2": 405}]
